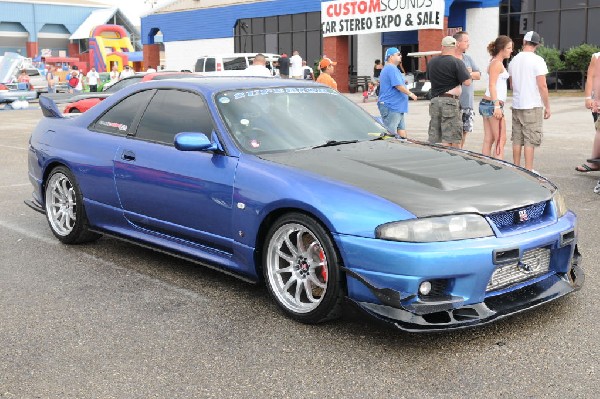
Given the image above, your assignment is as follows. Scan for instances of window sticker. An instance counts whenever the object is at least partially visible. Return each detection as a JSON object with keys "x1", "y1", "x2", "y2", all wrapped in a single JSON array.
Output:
[
  {"x1": 98, "y1": 120, "x2": 128, "y2": 131},
  {"x1": 229, "y1": 87, "x2": 337, "y2": 101}
]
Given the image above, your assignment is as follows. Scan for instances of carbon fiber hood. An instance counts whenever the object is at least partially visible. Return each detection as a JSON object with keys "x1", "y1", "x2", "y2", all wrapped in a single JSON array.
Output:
[{"x1": 260, "y1": 140, "x2": 553, "y2": 217}]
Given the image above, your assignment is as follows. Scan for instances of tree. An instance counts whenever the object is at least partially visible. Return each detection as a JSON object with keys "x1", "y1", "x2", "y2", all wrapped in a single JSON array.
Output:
[
  {"x1": 564, "y1": 43, "x2": 600, "y2": 72},
  {"x1": 535, "y1": 46, "x2": 566, "y2": 72}
]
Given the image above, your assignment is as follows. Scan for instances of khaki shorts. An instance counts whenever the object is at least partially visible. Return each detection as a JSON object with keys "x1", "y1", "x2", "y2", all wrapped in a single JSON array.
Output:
[
  {"x1": 428, "y1": 97, "x2": 462, "y2": 144},
  {"x1": 512, "y1": 108, "x2": 543, "y2": 147}
]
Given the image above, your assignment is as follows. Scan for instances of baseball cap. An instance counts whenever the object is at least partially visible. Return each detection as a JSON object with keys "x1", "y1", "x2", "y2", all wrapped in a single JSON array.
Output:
[
  {"x1": 385, "y1": 47, "x2": 400, "y2": 61},
  {"x1": 523, "y1": 31, "x2": 541, "y2": 45},
  {"x1": 441, "y1": 36, "x2": 457, "y2": 47},
  {"x1": 319, "y1": 57, "x2": 337, "y2": 69}
]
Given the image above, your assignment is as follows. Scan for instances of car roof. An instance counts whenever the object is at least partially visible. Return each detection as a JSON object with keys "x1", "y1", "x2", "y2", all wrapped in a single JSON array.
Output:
[{"x1": 135, "y1": 76, "x2": 326, "y2": 93}]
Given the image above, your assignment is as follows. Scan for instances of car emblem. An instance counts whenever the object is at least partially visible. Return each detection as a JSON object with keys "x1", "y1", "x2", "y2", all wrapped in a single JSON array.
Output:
[
  {"x1": 518, "y1": 255, "x2": 541, "y2": 273},
  {"x1": 518, "y1": 209, "x2": 528, "y2": 222}
]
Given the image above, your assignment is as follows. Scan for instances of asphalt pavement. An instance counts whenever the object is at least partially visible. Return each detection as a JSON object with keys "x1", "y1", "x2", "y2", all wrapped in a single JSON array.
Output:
[{"x1": 1, "y1": 94, "x2": 599, "y2": 397}]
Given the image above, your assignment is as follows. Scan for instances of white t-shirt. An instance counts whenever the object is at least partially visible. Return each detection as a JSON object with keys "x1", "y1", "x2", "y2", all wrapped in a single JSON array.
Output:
[
  {"x1": 290, "y1": 54, "x2": 303, "y2": 77},
  {"x1": 87, "y1": 70, "x2": 99, "y2": 85},
  {"x1": 508, "y1": 51, "x2": 549, "y2": 109},
  {"x1": 119, "y1": 68, "x2": 135, "y2": 79},
  {"x1": 245, "y1": 65, "x2": 273, "y2": 77}
]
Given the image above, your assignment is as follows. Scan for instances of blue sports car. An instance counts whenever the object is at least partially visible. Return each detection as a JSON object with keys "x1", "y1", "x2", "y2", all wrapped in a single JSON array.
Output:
[{"x1": 26, "y1": 77, "x2": 583, "y2": 331}]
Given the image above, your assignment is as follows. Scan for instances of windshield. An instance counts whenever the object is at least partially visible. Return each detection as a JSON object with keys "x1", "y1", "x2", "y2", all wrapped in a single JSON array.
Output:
[{"x1": 215, "y1": 87, "x2": 388, "y2": 154}]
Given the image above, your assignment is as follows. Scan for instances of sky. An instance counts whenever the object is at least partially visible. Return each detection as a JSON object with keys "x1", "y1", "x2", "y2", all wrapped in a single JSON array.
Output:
[{"x1": 98, "y1": 0, "x2": 173, "y2": 25}]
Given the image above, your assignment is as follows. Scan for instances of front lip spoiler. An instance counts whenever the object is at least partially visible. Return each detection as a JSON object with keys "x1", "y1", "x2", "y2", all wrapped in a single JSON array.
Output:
[{"x1": 349, "y1": 251, "x2": 584, "y2": 332}]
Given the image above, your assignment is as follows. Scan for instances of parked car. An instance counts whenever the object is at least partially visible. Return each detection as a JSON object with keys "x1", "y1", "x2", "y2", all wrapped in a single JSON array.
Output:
[
  {"x1": 27, "y1": 77, "x2": 583, "y2": 331},
  {"x1": 0, "y1": 52, "x2": 47, "y2": 94},
  {"x1": 0, "y1": 82, "x2": 37, "y2": 104},
  {"x1": 194, "y1": 53, "x2": 280, "y2": 76},
  {"x1": 63, "y1": 71, "x2": 195, "y2": 113}
]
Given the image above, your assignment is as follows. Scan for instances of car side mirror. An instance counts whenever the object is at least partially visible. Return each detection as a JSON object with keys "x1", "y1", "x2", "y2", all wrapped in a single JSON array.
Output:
[{"x1": 174, "y1": 132, "x2": 220, "y2": 152}]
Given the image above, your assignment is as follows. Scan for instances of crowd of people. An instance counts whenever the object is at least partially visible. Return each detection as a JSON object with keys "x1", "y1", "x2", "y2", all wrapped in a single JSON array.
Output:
[{"x1": 373, "y1": 30, "x2": 559, "y2": 175}]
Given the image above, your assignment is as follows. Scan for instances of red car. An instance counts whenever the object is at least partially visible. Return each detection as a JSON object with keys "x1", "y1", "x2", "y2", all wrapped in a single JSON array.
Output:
[{"x1": 63, "y1": 72, "x2": 196, "y2": 113}]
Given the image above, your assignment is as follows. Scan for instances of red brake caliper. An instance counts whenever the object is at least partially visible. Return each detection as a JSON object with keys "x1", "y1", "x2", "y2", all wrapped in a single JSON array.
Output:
[{"x1": 319, "y1": 249, "x2": 327, "y2": 281}]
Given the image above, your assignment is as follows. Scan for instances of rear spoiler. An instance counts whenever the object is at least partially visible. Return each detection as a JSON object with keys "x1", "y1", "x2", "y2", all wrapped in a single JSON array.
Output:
[{"x1": 39, "y1": 95, "x2": 65, "y2": 118}]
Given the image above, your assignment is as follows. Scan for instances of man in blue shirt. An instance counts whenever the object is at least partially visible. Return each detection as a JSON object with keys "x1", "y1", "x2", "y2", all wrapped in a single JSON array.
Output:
[{"x1": 377, "y1": 47, "x2": 418, "y2": 138}]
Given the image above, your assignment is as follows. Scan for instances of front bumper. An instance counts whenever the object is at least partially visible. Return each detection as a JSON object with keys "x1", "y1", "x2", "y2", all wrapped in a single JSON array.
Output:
[{"x1": 351, "y1": 250, "x2": 583, "y2": 332}]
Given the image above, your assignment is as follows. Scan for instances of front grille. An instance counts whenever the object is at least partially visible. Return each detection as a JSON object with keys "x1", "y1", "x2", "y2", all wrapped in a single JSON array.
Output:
[
  {"x1": 488, "y1": 202, "x2": 547, "y2": 229},
  {"x1": 486, "y1": 247, "x2": 551, "y2": 292}
]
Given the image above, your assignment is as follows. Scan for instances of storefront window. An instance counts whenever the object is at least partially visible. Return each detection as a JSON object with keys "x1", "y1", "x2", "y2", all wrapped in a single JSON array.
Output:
[
  {"x1": 500, "y1": 0, "x2": 599, "y2": 51},
  {"x1": 537, "y1": 0, "x2": 560, "y2": 11},
  {"x1": 234, "y1": 12, "x2": 322, "y2": 69},
  {"x1": 560, "y1": 9, "x2": 586, "y2": 49}
]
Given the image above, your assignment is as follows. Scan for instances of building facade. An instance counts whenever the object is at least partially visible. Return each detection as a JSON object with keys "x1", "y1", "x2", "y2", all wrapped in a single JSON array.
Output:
[{"x1": 0, "y1": 0, "x2": 139, "y2": 66}]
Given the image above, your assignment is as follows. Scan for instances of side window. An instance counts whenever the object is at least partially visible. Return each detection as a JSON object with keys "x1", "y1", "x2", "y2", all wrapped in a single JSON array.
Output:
[
  {"x1": 205, "y1": 58, "x2": 215, "y2": 72},
  {"x1": 223, "y1": 57, "x2": 247, "y2": 70},
  {"x1": 194, "y1": 58, "x2": 205, "y2": 72},
  {"x1": 135, "y1": 90, "x2": 214, "y2": 145},
  {"x1": 90, "y1": 90, "x2": 155, "y2": 135}
]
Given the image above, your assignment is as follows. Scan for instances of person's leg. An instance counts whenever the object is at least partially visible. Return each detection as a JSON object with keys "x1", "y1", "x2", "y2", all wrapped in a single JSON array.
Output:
[
  {"x1": 428, "y1": 99, "x2": 442, "y2": 144},
  {"x1": 460, "y1": 108, "x2": 474, "y2": 149},
  {"x1": 396, "y1": 113, "x2": 406, "y2": 139},
  {"x1": 481, "y1": 116, "x2": 494, "y2": 156},
  {"x1": 512, "y1": 109, "x2": 524, "y2": 166},
  {"x1": 441, "y1": 99, "x2": 462, "y2": 147},
  {"x1": 496, "y1": 118, "x2": 507, "y2": 160},
  {"x1": 524, "y1": 146, "x2": 535, "y2": 170},
  {"x1": 521, "y1": 108, "x2": 543, "y2": 171}
]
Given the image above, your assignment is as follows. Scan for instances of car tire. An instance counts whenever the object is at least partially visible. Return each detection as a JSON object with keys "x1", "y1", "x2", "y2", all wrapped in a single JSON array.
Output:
[
  {"x1": 263, "y1": 212, "x2": 344, "y2": 324},
  {"x1": 45, "y1": 166, "x2": 101, "y2": 244},
  {"x1": 69, "y1": 108, "x2": 81, "y2": 114}
]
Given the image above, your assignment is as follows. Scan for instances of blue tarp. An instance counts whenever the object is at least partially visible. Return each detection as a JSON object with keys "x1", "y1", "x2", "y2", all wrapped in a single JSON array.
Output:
[{"x1": 127, "y1": 51, "x2": 143, "y2": 62}]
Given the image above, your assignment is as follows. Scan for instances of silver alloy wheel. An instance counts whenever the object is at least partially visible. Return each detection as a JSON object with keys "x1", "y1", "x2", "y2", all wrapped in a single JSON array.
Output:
[
  {"x1": 266, "y1": 223, "x2": 328, "y2": 314},
  {"x1": 46, "y1": 172, "x2": 77, "y2": 236}
]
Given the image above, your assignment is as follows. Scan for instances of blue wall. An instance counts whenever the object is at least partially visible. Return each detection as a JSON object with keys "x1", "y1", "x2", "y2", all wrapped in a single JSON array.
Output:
[
  {"x1": 142, "y1": 0, "x2": 322, "y2": 44},
  {"x1": 142, "y1": 0, "x2": 502, "y2": 45},
  {"x1": 0, "y1": 2, "x2": 101, "y2": 40}
]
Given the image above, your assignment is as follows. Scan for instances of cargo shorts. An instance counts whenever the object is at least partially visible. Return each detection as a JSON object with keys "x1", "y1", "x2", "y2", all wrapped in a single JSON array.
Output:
[
  {"x1": 512, "y1": 108, "x2": 543, "y2": 147},
  {"x1": 428, "y1": 97, "x2": 463, "y2": 144}
]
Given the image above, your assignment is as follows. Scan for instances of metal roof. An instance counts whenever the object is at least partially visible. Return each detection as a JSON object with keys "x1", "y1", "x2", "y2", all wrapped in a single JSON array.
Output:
[{"x1": 70, "y1": 7, "x2": 139, "y2": 40}]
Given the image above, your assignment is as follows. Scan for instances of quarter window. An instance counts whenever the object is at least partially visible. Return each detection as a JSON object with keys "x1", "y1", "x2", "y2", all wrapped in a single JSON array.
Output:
[
  {"x1": 135, "y1": 90, "x2": 214, "y2": 145},
  {"x1": 90, "y1": 90, "x2": 154, "y2": 135}
]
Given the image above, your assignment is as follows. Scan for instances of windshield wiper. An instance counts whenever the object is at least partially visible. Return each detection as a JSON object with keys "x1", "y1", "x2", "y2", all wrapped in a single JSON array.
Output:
[{"x1": 312, "y1": 140, "x2": 359, "y2": 149}]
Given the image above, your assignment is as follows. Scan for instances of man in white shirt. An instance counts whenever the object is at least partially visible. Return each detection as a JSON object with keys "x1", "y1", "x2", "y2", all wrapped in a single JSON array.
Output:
[
  {"x1": 290, "y1": 50, "x2": 303, "y2": 79},
  {"x1": 245, "y1": 54, "x2": 273, "y2": 77},
  {"x1": 86, "y1": 67, "x2": 100, "y2": 92},
  {"x1": 508, "y1": 31, "x2": 550, "y2": 171},
  {"x1": 119, "y1": 65, "x2": 135, "y2": 79}
]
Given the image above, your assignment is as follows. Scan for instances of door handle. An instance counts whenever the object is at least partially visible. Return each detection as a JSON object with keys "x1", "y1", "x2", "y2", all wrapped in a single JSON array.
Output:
[{"x1": 121, "y1": 150, "x2": 136, "y2": 161}]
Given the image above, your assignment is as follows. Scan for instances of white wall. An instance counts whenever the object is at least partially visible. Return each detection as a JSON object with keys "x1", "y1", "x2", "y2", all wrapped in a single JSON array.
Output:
[
  {"x1": 356, "y1": 33, "x2": 381, "y2": 79},
  {"x1": 164, "y1": 37, "x2": 234, "y2": 71},
  {"x1": 466, "y1": 6, "x2": 500, "y2": 92}
]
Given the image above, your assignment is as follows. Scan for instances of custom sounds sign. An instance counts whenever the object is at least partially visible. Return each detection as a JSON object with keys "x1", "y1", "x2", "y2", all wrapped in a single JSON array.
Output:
[{"x1": 321, "y1": 0, "x2": 444, "y2": 37}]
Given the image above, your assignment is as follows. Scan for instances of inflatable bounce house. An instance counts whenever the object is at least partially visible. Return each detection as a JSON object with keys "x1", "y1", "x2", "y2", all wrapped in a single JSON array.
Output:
[{"x1": 87, "y1": 25, "x2": 143, "y2": 73}]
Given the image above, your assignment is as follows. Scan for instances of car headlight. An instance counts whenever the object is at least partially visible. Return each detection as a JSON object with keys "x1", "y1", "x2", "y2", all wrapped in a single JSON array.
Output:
[
  {"x1": 553, "y1": 190, "x2": 568, "y2": 218},
  {"x1": 376, "y1": 214, "x2": 494, "y2": 242}
]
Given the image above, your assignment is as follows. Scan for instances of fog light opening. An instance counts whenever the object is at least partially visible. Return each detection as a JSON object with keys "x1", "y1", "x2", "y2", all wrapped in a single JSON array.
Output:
[{"x1": 419, "y1": 281, "x2": 432, "y2": 296}]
